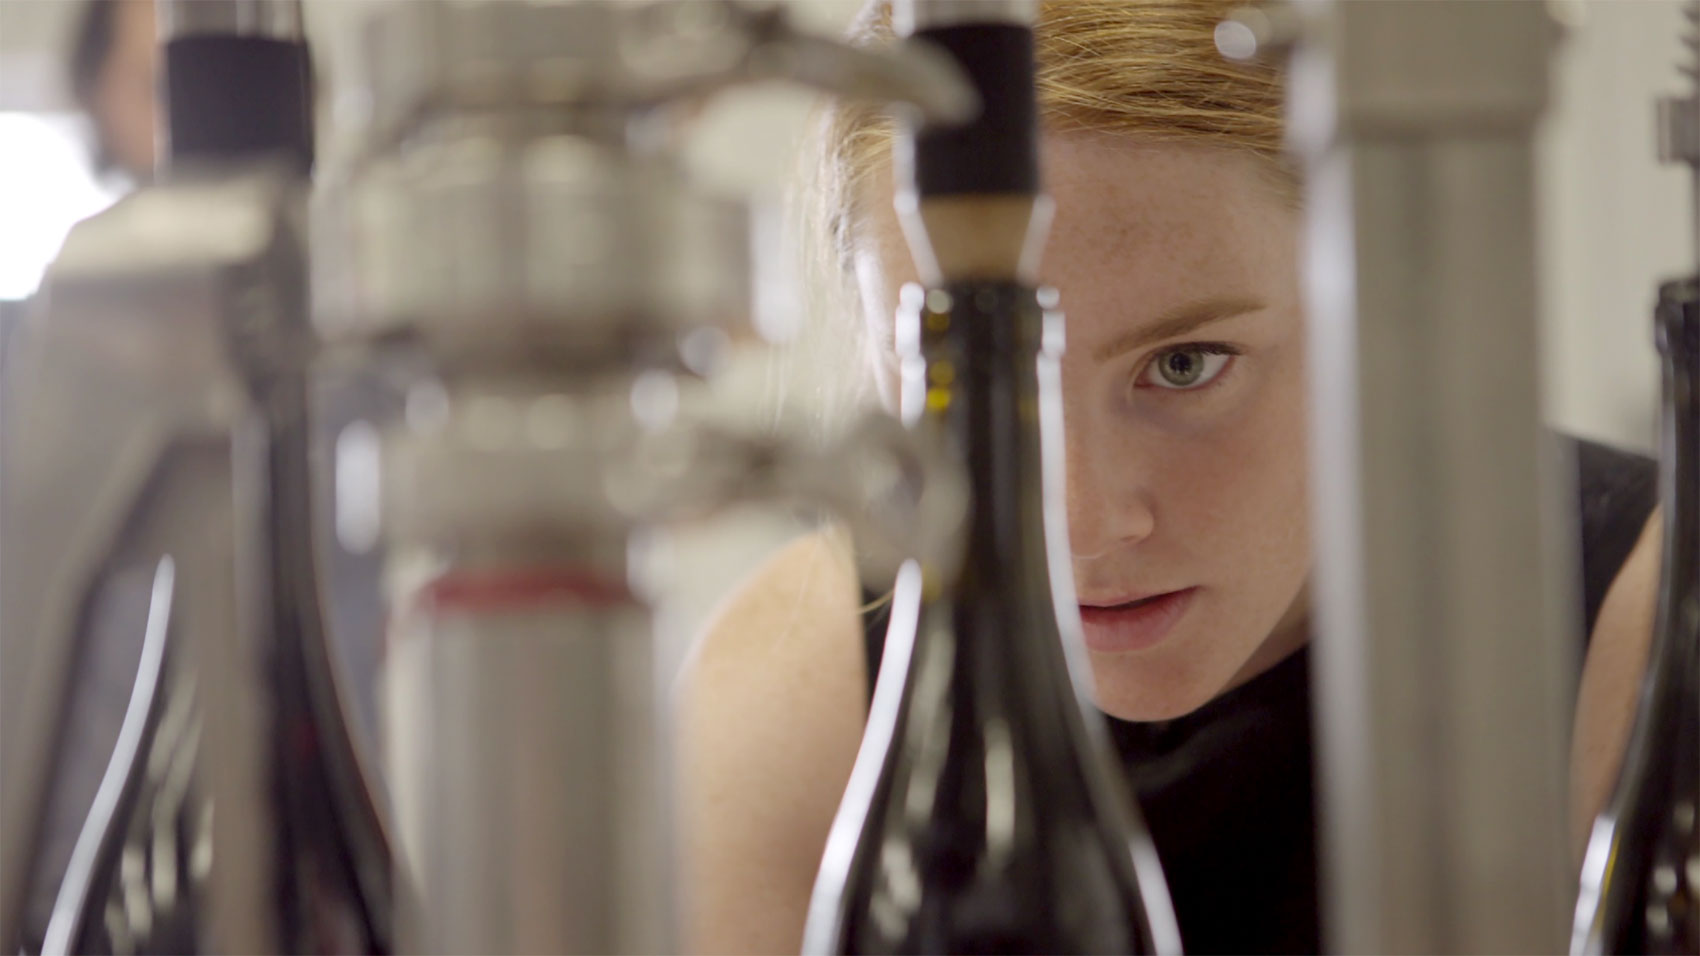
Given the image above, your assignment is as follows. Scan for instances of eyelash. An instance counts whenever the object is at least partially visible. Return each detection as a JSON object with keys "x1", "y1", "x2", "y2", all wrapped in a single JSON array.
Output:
[{"x1": 1133, "y1": 342, "x2": 1243, "y2": 392}]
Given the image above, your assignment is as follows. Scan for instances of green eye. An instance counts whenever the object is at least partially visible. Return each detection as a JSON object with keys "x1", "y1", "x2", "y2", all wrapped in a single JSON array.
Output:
[
  {"x1": 1159, "y1": 350, "x2": 1205, "y2": 386},
  {"x1": 1143, "y1": 345, "x2": 1236, "y2": 391}
]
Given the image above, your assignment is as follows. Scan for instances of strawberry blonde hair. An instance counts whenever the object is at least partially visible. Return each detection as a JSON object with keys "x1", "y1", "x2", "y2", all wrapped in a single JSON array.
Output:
[
  {"x1": 792, "y1": 0, "x2": 1289, "y2": 415},
  {"x1": 791, "y1": 0, "x2": 1289, "y2": 575},
  {"x1": 782, "y1": 0, "x2": 1285, "y2": 420}
]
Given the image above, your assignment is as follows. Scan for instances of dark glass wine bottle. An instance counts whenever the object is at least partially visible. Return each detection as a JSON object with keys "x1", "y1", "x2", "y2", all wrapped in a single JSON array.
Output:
[
  {"x1": 28, "y1": 5, "x2": 392, "y2": 952},
  {"x1": 44, "y1": 406, "x2": 390, "y2": 956},
  {"x1": 1571, "y1": 279, "x2": 1700, "y2": 956},
  {"x1": 802, "y1": 5, "x2": 1179, "y2": 953}
]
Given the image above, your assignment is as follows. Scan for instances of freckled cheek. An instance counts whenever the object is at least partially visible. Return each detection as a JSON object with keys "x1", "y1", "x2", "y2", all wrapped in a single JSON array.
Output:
[
  {"x1": 1153, "y1": 368, "x2": 1311, "y2": 579},
  {"x1": 1147, "y1": 423, "x2": 1264, "y2": 548},
  {"x1": 1209, "y1": 360, "x2": 1314, "y2": 595}
]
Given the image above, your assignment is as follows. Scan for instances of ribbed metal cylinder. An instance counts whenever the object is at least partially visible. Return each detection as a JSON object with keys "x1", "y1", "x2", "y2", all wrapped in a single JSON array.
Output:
[
  {"x1": 895, "y1": 0, "x2": 1036, "y2": 32},
  {"x1": 159, "y1": 0, "x2": 302, "y2": 42}
]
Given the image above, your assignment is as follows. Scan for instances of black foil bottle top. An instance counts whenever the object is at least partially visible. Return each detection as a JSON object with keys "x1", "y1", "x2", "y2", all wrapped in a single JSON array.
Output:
[
  {"x1": 907, "y1": 22, "x2": 1038, "y2": 198},
  {"x1": 159, "y1": 0, "x2": 314, "y2": 172}
]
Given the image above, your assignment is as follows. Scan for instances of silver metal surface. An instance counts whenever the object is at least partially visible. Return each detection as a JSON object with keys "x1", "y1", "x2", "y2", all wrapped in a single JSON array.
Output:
[
  {"x1": 599, "y1": 412, "x2": 968, "y2": 585},
  {"x1": 379, "y1": 381, "x2": 643, "y2": 568},
  {"x1": 317, "y1": 0, "x2": 979, "y2": 359},
  {"x1": 317, "y1": 141, "x2": 753, "y2": 361},
  {"x1": 160, "y1": 0, "x2": 303, "y2": 41},
  {"x1": 894, "y1": 0, "x2": 1038, "y2": 33},
  {"x1": 41, "y1": 559, "x2": 175, "y2": 956},
  {"x1": 374, "y1": 372, "x2": 670, "y2": 953},
  {"x1": 318, "y1": 0, "x2": 977, "y2": 355},
  {"x1": 0, "y1": 167, "x2": 307, "y2": 952},
  {"x1": 355, "y1": 0, "x2": 973, "y2": 158},
  {"x1": 324, "y1": 6, "x2": 983, "y2": 953},
  {"x1": 385, "y1": 597, "x2": 667, "y2": 955},
  {"x1": 368, "y1": 370, "x2": 964, "y2": 954},
  {"x1": 0, "y1": 172, "x2": 283, "y2": 948},
  {"x1": 6, "y1": 3, "x2": 979, "y2": 954},
  {"x1": 1283, "y1": 1, "x2": 1575, "y2": 952}
]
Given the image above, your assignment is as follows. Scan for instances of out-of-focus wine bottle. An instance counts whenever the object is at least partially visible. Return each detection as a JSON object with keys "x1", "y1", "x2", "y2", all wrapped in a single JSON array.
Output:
[
  {"x1": 1572, "y1": 7, "x2": 1700, "y2": 951},
  {"x1": 802, "y1": 3, "x2": 1179, "y2": 953},
  {"x1": 1572, "y1": 276, "x2": 1700, "y2": 956},
  {"x1": 27, "y1": 3, "x2": 392, "y2": 953}
]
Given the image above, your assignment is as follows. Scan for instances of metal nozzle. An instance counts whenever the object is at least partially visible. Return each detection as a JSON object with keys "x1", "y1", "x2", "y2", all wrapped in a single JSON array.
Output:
[
  {"x1": 354, "y1": 0, "x2": 977, "y2": 156},
  {"x1": 756, "y1": 33, "x2": 978, "y2": 127},
  {"x1": 160, "y1": 0, "x2": 303, "y2": 42},
  {"x1": 894, "y1": 0, "x2": 1038, "y2": 33}
]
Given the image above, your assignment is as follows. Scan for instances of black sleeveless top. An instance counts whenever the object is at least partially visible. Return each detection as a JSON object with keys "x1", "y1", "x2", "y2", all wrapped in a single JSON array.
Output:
[{"x1": 859, "y1": 437, "x2": 1659, "y2": 954}]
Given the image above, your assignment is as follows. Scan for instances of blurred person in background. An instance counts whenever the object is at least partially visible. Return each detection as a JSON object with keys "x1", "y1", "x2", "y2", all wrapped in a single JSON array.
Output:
[
  {"x1": 0, "y1": 0, "x2": 151, "y2": 347},
  {"x1": 68, "y1": 0, "x2": 157, "y2": 185}
]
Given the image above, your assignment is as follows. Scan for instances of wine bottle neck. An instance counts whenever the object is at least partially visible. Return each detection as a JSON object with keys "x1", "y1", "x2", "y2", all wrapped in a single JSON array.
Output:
[
  {"x1": 896, "y1": 280, "x2": 1076, "y2": 684},
  {"x1": 913, "y1": 281, "x2": 1051, "y2": 548}
]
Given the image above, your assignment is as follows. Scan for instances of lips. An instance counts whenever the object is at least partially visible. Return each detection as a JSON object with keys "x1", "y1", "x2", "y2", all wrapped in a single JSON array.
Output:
[{"x1": 1076, "y1": 587, "x2": 1198, "y2": 653}]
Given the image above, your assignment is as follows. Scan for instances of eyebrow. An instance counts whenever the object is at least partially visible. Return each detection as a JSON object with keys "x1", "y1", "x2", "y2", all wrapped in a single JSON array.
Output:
[{"x1": 1089, "y1": 296, "x2": 1268, "y2": 362}]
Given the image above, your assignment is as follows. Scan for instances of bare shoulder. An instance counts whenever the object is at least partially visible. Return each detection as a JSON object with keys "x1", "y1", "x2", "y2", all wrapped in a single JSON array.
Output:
[
  {"x1": 674, "y1": 528, "x2": 870, "y2": 955},
  {"x1": 1570, "y1": 508, "x2": 1664, "y2": 857}
]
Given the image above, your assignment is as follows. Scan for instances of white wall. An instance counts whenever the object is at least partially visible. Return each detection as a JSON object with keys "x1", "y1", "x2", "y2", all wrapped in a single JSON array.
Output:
[
  {"x1": 1538, "y1": 0, "x2": 1690, "y2": 454},
  {"x1": 0, "y1": 0, "x2": 78, "y2": 113}
]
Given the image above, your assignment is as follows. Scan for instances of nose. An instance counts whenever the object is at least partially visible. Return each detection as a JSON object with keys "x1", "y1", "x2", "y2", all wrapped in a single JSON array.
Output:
[{"x1": 1062, "y1": 408, "x2": 1157, "y2": 561}]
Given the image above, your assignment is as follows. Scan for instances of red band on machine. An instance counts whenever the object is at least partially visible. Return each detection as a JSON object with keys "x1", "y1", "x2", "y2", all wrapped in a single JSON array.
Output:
[{"x1": 419, "y1": 568, "x2": 636, "y2": 613}]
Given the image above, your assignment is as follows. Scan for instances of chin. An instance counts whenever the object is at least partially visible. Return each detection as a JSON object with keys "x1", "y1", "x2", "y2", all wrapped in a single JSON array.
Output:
[{"x1": 1084, "y1": 641, "x2": 1242, "y2": 723}]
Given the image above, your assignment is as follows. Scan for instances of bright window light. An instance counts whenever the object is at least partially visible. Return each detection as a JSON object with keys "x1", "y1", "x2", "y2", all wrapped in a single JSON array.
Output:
[{"x1": 0, "y1": 113, "x2": 122, "y2": 302}]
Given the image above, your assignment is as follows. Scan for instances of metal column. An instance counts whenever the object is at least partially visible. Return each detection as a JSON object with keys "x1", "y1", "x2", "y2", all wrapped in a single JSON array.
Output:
[{"x1": 1287, "y1": 2, "x2": 1577, "y2": 951}]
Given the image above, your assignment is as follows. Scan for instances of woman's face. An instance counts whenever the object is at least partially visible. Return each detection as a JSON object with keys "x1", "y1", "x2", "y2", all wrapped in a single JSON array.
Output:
[{"x1": 857, "y1": 134, "x2": 1311, "y2": 721}]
